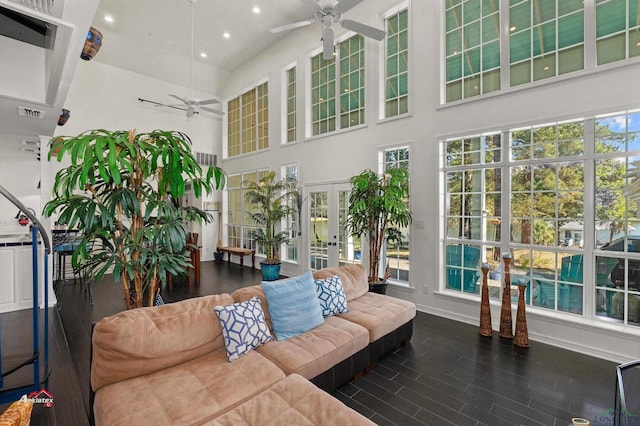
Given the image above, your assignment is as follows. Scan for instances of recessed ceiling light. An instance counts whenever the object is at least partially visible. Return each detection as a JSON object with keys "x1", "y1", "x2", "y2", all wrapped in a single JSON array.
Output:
[
  {"x1": 510, "y1": 26, "x2": 516, "y2": 32},
  {"x1": 637, "y1": 41, "x2": 640, "y2": 47},
  {"x1": 543, "y1": 65, "x2": 550, "y2": 71},
  {"x1": 223, "y1": 32, "x2": 230, "y2": 39},
  {"x1": 200, "y1": 52, "x2": 207, "y2": 58},
  {"x1": 253, "y1": 6, "x2": 260, "y2": 14},
  {"x1": 104, "y1": 14, "x2": 114, "y2": 23}
]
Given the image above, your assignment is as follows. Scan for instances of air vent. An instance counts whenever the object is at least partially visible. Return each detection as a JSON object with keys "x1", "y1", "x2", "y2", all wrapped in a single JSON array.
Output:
[
  {"x1": 18, "y1": 106, "x2": 45, "y2": 119},
  {"x1": 21, "y1": 139, "x2": 40, "y2": 147},
  {"x1": 18, "y1": 0, "x2": 54, "y2": 15},
  {"x1": 196, "y1": 152, "x2": 217, "y2": 167}
]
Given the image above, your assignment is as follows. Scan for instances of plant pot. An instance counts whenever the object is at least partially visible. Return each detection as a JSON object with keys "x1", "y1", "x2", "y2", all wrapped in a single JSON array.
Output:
[
  {"x1": 260, "y1": 262, "x2": 281, "y2": 281},
  {"x1": 368, "y1": 282, "x2": 388, "y2": 294}
]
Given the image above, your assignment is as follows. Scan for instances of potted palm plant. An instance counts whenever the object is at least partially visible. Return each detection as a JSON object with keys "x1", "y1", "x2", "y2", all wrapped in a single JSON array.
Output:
[
  {"x1": 244, "y1": 171, "x2": 297, "y2": 281},
  {"x1": 43, "y1": 129, "x2": 225, "y2": 309},
  {"x1": 346, "y1": 168, "x2": 411, "y2": 294}
]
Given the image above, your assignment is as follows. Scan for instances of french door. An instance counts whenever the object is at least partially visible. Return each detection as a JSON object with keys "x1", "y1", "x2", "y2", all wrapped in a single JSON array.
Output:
[{"x1": 307, "y1": 183, "x2": 361, "y2": 270}]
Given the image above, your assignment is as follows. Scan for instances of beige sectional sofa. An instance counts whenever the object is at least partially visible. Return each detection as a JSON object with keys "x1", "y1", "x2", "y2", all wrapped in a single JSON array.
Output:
[{"x1": 91, "y1": 264, "x2": 415, "y2": 425}]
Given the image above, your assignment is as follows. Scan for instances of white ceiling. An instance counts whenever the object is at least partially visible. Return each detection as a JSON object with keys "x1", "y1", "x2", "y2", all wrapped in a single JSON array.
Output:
[{"x1": 91, "y1": 0, "x2": 315, "y2": 91}]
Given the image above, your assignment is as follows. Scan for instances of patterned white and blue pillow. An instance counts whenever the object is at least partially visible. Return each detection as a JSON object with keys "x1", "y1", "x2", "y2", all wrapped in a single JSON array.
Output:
[
  {"x1": 314, "y1": 274, "x2": 349, "y2": 317},
  {"x1": 153, "y1": 293, "x2": 165, "y2": 306},
  {"x1": 214, "y1": 296, "x2": 273, "y2": 362}
]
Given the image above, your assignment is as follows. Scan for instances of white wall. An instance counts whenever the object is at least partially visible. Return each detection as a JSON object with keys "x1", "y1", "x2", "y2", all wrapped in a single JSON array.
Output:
[
  {"x1": 218, "y1": 0, "x2": 640, "y2": 362},
  {"x1": 44, "y1": 59, "x2": 224, "y2": 255}
]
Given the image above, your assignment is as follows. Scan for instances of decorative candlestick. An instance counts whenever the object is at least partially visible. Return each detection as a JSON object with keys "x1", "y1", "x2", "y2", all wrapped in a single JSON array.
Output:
[
  {"x1": 514, "y1": 279, "x2": 530, "y2": 347},
  {"x1": 479, "y1": 263, "x2": 493, "y2": 337},
  {"x1": 499, "y1": 253, "x2": 513, "y2": 339}
]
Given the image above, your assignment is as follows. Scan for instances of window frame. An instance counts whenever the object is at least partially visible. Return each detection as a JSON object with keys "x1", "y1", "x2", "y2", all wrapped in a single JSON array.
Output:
[
  {"x1": 380, "y1": 2, "x2": 410, "y2": 120},
  {"x1": 224, "y1": 79, "x2": 269, "y2": 158}
]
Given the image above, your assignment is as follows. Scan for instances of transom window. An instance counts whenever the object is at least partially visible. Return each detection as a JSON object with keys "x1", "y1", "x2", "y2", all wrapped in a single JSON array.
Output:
[
  {"x1": 384, "y1": 7, "x2": 409, "y2": 117},
  {"x1": 310, "y1": 34, "x2": 365, "y2": 136},
  {"x1": 445, "y1": 0, "x2": 501, "y2": 102},
  {"x1": 226, "y1": 81, "x2": 269, "y2": 158}
]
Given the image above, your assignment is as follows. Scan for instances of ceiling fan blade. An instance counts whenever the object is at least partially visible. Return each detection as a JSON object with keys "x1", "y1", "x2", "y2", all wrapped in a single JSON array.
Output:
[
  {"x1": 201, "y1": 106, "x2": 225, "y2": 116},
  {"x1": 341, "y1": 19, "x2": 386, "y2": 41},
  {"x1": 322, "y1": 27, "x2": 334, "y2": 60},
  {"x1": 335, "y1": 0, "x2": 364, "y2": 14},
  {"x1": 198, "y1": 98, "x2": 220, "y2": 106},
  {"x1": 301, "y1": 0, "x2": 323, "y2": 12},
  {"x1": 270, "y1": 18, "x2": 316, "y2": 33},
  {"x1": 169, "y1": 94, "x2": 188, "y2": 104}
]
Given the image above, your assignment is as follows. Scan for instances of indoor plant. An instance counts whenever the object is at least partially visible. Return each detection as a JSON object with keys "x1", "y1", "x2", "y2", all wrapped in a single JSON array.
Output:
[
  {"x1": 244, "y1": 171, "x2": 297, "y2": 280},
  {"x1": 43, "y1": 129, "x2": 225, "y2": 309},
  {"x1": 346, "y1": 168, "x2": 411, "y2": 293}
]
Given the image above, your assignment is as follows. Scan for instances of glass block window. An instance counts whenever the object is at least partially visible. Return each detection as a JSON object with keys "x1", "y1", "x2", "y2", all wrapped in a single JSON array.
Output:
[
  {"x1": 509, "y1": 0, "x2": 584, "y2": 86},
  {"x1": 285, "y1": 66, "x2": 296, "y2": 143},
  {"x1": 385, "y1": 8, "x2": 409, "y2": 117},
  {"x1": 225, "y1": 81, "x2": 269, "y2": 158},
  {"x1": 596, "y1": 0, "x2": 640, "y2": 65},
  {"x1": 340, "y1": 35, "x2": 365, "y2": 129},
  {"x1": 310, "y1": 34, "x2": 365, "y2": 136},
  {"x1": 445, "y1": 0, "x2": 501, "y2": 102}
]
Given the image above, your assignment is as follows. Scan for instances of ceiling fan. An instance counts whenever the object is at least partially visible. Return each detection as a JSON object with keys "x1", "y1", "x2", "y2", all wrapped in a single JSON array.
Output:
[
  {"x1": 154, "y1": 0, "x2": 223, "y2": 117},
  {"x1": 270, "y1": 0, "x2": 386, "y2": 60}
]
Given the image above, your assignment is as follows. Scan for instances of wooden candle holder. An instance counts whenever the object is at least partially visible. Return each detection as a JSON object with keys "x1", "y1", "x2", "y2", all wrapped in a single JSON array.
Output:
[
  {"x1": 479, "y1": 263, "x2": 492, "y2": 337},
  {"x1": 499, "y1": 253, "x2": 513, "y2": 339},
  {"x1": 514, "y1": 279, "x2": 530, "y2": 347}
]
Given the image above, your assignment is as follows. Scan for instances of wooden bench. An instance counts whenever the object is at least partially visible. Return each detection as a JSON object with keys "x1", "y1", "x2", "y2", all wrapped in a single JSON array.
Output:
[{"x1": 218, "y1": 246, "x2": 255, "y2": 268}]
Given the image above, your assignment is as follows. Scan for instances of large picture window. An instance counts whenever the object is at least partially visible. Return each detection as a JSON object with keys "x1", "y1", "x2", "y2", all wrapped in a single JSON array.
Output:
[
  {"x1": 226, "y1": 81, "x2": 269, "y2": 157},
  {"x1": 310, "y1": 34, "x2": 365, "y2": 136},
  {"x1": 443, "y1": 110, "x2": 640, "y2": 328}
]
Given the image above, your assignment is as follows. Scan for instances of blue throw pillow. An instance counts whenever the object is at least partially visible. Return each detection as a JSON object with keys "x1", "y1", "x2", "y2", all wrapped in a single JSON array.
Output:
[
  {"x1": 214, "y1": 296, "x2": 273, "y2": 362},
  {"x1": 261, "y1": 269, "x2": 324, "y2": 341},
  {"x1": 315, "y1": 274, "x2": 348, "y2": 317}
]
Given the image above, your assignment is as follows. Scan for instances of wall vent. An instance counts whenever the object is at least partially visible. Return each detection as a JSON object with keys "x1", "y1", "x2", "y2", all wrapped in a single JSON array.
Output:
[
  {"x1": 18, "y1": 106, "x2": 45, "y2": 119},
  {"x1": 196, "y1": 152, "x2": 217, "y2": 167},
  {"x1": 21, "y1": 139, "x2": 40, "y2": 147},
  {"x1": 17, "y1": 0, "x2": 54, "y2": 15}
]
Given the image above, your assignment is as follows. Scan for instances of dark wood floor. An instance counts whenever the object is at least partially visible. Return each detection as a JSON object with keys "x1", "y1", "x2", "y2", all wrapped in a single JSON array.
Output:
[{"x1": 1, "y1": 260, "x2": 618, "y2": 425}]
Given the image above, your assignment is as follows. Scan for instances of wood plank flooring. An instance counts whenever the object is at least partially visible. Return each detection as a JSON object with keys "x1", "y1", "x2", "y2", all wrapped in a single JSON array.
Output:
[{"x1": 1, "y1": 260, "x2": 618, "y2": 425}]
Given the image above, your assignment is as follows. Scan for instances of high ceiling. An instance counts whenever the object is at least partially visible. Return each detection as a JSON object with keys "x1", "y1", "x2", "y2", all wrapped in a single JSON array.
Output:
[{"x1": 91, "y1": 0, "x2": 315, "y2": 91}]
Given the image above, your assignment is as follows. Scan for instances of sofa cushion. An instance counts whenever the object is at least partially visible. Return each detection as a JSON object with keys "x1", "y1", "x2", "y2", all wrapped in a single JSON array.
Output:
[
  {"x1": 204, "y1": 374, "x2": 375, "y2": 426},
  {"x1": 312, "y1": 263, "x2": 369, "y2": 302},
  {"x1": 91, "y1": 294, "x2": 233, "y2": 392},
  {"x1": 93, "y1": 348, "x2": 285, "y2": 426},
  {"x1": 339, "y1": 291, "x2": 417, "y2": 342},
  {"x1": 255, "y1": 315, "x2": 369, "y2": 379},
  {"x1": 214, "y1": 296, "x2": 272, "y2": 361},
  {"x1": 261, "y1": 270, "x2": 324, "y2": 341},
  {"x1": 315, "y1": 274, "x2": 349, "y2": 317}
]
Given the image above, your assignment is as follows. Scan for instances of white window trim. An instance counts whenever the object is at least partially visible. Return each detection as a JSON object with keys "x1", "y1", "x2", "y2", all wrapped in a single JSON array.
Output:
[
  {"x1": 281, "y1": 61, "x2": 297, "y2": 145},
  {"x1": 223, "y1": 77, "x2": 270, "y2": 159},
  {"x1": 305, "y1": 30, "x2": 365, "y2": 139},
  {"x1": 378, "y1": 1, "x2": 411, "y2": 121}
]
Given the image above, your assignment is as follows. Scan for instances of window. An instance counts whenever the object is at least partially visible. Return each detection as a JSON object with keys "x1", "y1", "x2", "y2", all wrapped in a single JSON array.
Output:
[
  {"x1": 443, "y1": 110, "x2": 640, "y2": 328},
  {"x1": 226, "y1": 81, "x2": 269, "y2": 157},
  {"x1": 226, "y1": 170, "x2": 269, "y2": 251},
  {"x1": 310, "y1": 34, "x2": 365, "y2": 136},
  {"x1": 594, "y1": 110, "x2": 640, "y2": 326},
  {"x1": 282, "y1": 164, "x2": 299, "y2": 262},
  {"x1": 509, "y1": 0, "x2": 584, "y2": 86},
  {"x1": 445, "y1": 0, "x2": 501, "y2": 102},
  {"x1": 284, "y1": 66, "x2": 297, "y2": 143},
  {"x1": 384, "y1": 6, "x2": 409, "y2": 117},
  {"x1": 596, "y1": 0, "x2": 640, "y2": 65},
  {"x1": 380, "y1": 146, "x2": 410, "y2": 282}
]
